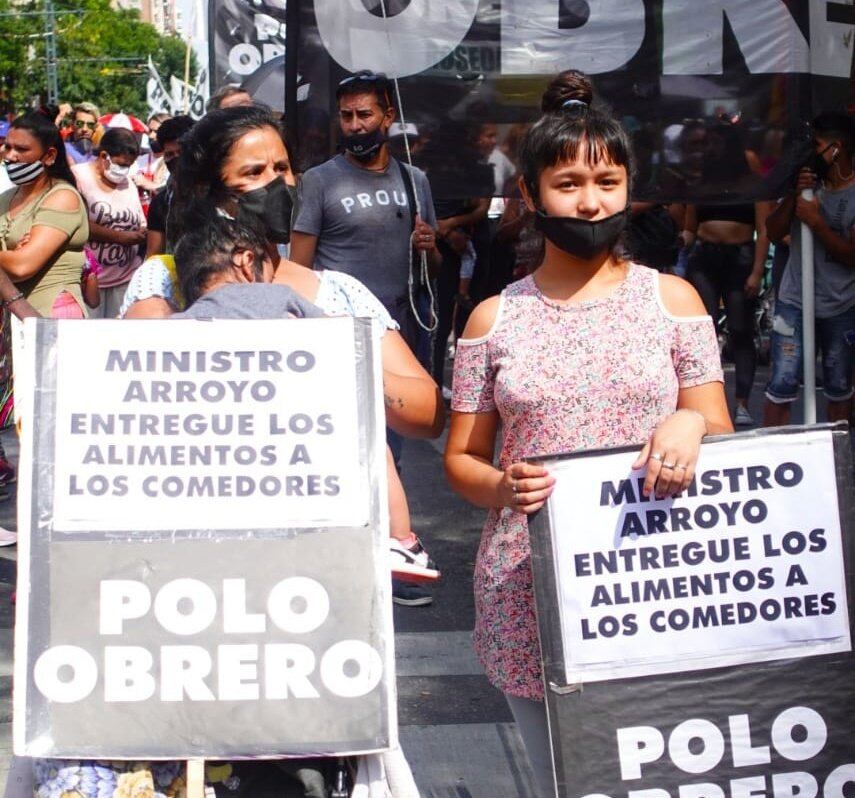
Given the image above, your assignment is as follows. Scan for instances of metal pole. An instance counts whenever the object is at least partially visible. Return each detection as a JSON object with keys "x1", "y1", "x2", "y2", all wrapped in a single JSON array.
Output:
[
  {"x1": 801, "y1": 187, "x2": 816, "y2": 424},
  {"x1": 284, "y1": 0, "x2": 300, "y2": 131},
  {"x1": 44, "y1": 0, "x2": 59, "y2": 105}
]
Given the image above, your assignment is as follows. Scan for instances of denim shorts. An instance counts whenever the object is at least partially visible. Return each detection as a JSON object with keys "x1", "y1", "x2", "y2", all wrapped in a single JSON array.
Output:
[{"x1": 765, "y1": 300, "x2": 855, "y2": 403}]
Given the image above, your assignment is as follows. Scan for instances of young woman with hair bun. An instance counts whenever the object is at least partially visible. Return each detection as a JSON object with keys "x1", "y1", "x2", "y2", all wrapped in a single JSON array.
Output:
[{"x1": 445, "y1": 75, "x2": 732, "y2": 797}]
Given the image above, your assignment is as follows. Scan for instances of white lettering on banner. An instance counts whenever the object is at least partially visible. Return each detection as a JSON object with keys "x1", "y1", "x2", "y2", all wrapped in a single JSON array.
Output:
[
  {"x1": 596, "y1": 708, "x2": 855, "y2": 798},
  {"x1": 771, "y1": 772, "x2": 818, "y2": 798},
  {"x1": 541, "y1": 431, "x2": 851, "y2": 684},
  {"x1": 501, "y1": 0, "x2": 645, "y2": 75},
  {"x1": 311, "y1": 1, "x2": 846, "y2": 78},
  {"x1": 314, "y1": 0, "x2": 478, "y2": 77},
  {"x1": 34, "y1": 576, "x2": 383, "y2": 704},
  {"x1": 229, "y1": 42, "x2": 263, "y2": 76},
  {"x1": 809, "y1": 0, "x2": 855, "y2": 77},
  {"x1": 617, "y1": 708, "x2": 828, "y2": 779},
  {"x1": 33, "y1": 646, "x2": 98, "y2": 703},
  {"x1": 662, "y1": 0, "x2": 809, "y2": 74}
]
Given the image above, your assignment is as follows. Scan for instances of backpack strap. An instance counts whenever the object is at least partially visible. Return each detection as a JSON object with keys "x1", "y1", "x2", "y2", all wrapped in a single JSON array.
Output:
[{"x1": 395, "y1": 159, "x2": 418, "y2": 230}]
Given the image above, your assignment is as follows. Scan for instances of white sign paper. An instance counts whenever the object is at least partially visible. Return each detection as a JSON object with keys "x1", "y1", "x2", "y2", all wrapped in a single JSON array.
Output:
[
  {"x1": 542, "y1": 430, "x2": 851, "y2": 683},
  {"x1": 52, "y1": 318, "x2": 368, "y2": 531}
]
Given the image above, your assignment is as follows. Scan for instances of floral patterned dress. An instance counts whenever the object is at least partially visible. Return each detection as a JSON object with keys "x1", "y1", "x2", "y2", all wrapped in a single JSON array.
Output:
[{"x1": 451, "y1": 263, "x2": 723, "y2": 700}]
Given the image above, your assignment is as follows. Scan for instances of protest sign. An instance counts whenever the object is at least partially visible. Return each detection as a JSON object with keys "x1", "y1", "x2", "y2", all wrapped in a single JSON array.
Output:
[
  {"x1": 14, "y1": 317, "x2": 395, "y2": 759},
  {"x1": 529, "y1": 425, "x2": 855, "y2": 798}
]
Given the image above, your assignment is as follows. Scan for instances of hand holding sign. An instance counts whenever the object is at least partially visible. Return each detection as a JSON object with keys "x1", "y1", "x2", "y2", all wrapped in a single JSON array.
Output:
[
  {"x1": 632, "y1": 408, "x2": 707, "y2": 499},
  {"x1": 501, "y1": 461, "x2": 555, "y2": 513}
]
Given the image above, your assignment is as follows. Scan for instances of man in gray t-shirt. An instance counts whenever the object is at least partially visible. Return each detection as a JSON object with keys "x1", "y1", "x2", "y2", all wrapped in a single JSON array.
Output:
[
  {"x1": 764, "y1": 112, "x2": 855, "y2": 428},
  {"x1": 290, "y1": 71, "x2": 438, "y2": 350}
]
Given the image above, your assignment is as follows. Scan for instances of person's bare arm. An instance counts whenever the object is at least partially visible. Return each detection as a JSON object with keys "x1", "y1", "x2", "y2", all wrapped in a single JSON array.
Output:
[
  {"x1": 436, "y1": 199, "x2": 490, "y2": 237},
  {"x1": 124, "y1": 297, "x2": 174, "y2": 319},
  {"x1": 146, "y1": 228, "x2": 165, "y2": 256},
  {"x1": 381, "y1": 329, "x2": 445, "y2": 438},
  {"x1": 745, "y1": 201, "x2": 775, "y2": 298},
  {"x1": 444, "y1": 296, "x2": 554, "y2": 513},
  {"x1": 88, "y1": 222, "x2": 146, "y2": 246},
  {"x1": 0, "y1": 268, "x2": 39, "y2": 318},
  {"x1": 0, "y1": 189, "x2": 82, "y2": 280},
  {"x1": 766, "y1": 168, "x2": 816, "y2": 244},
  {"x1": 288, "y1": 231, "x2": 318, "y2": 268}
]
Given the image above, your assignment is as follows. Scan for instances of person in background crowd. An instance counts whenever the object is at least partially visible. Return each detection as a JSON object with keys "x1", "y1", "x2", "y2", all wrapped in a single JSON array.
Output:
[
  {"x1": 0, "y1": 112, "x2": 89, "y2": 318},
  {"x1": 432, "y1": 189, "x2": 490, "y2": 394},
  {"x1": 145, "y1": 114, "x2": 194, "y2": 257},
  {"x1": 290, "y1": 70, "x2": 440, "y2": 606},
  {"x1": 0, "y1": 111, "x2": 91, "y2": 543},
  {"x1": 764, "y1": 112, "x2": 855, "y2": 427},
  {"x1": 206, "y1": 83, "x2": 254, "y2": 111},
  {"x1": 444, "y1": 78, "x2": 732, "y2": 798},
  {"x1": 73, "y1": 127, "x2": 145, "y2": 317},
  {"x1": 475, "y1": 121, "x2": 515, "y2": 197},
  {"x1": 132, "y1": 111, "x2": 171, "y2": 212},
  {"x1": 291, "y1": 70, "x2": 439, "y2": 348},
  {"x1": 65, "y1": 102, "x2": 100, "y2": 166}
]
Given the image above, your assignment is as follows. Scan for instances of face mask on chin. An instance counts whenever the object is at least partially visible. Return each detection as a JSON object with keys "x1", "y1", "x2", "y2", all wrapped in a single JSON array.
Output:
[
  {"x1": 342, "y1": 126, "x2": 387, "y2": 161},
  {"x1": 236, "y1": 177, "x2": 295, "y2": 244},
  {"x1": 534, "y1": 206, "x2": 630, "y2": 261}
]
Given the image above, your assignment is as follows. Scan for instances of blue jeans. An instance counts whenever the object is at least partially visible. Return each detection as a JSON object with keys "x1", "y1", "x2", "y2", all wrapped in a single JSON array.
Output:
[{"x1": 765, "y1": 300, "x2": 855, "y2": 403}]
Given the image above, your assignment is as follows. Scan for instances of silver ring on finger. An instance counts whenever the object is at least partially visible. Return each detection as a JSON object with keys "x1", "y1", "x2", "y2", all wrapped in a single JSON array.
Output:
[
  {"x1": 651, "y1": 452, "x2": 664, "y2": 462},
  {"x1": 662, "y1": 461, "x2": 676, "y2": 470},
  {"x1": 511, "y1": 480, "x2": 518, "y2": 494},
  {"x1": 675, "y1": 463, "x2": 688, "y2": 470}
]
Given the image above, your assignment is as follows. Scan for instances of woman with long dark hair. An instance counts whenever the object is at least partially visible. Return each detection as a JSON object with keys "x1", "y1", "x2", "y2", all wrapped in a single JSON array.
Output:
[
  {"x1": 444, "y1": 80, "x2": 733, "y2": 797},
  {"x1": 0, "y1": 111, "x2": 89, "y2": 318}
]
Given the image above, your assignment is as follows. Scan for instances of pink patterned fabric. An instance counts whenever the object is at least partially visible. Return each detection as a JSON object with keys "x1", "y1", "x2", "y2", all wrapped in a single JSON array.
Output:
[
  {"x1": 451, "y1": 263, "x2": 723, "y2": 699},
  {"x1": 50, "y1": 290, "x2": 85, "y2": 319}
]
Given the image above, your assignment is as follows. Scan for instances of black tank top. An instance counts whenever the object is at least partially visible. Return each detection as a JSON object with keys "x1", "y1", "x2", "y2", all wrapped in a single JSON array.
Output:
[{"x1": 696, "y1": 203, "x2": 755, "y2": 226}]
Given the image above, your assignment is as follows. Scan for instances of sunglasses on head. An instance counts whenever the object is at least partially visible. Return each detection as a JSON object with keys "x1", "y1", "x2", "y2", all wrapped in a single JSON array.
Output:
[{"x1": 339, "y1": 71, "x2": 388, "y2": 87}]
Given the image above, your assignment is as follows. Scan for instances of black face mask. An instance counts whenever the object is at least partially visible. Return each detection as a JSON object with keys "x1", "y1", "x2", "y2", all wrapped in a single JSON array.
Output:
[
  {"x1": 342, "y1": 127, "x2": 386, "y2": 161},
  {"x1": 236, "y1": 177, "x2": 294, "y2": 244},
  {"x1": 534, "y1": 207, "x2": 630, "y2": 260},
  {"x1": 150, "y1": 138, "x2": 163, "y2": 155},
  {"x1": 811, "y1": 143, "x2": 836, "y2": 181}
]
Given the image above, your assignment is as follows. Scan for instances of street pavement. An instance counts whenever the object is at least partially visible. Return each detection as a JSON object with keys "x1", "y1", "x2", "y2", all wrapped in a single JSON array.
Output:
[{"x1": 0, "y1": 362, "x2": 829, "y2": 797}]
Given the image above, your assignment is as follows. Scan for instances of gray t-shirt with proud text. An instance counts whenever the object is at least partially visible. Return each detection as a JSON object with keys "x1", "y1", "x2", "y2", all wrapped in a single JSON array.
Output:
[{"x1": 294, "y1": 154, "x2": 437, "y2": 308}]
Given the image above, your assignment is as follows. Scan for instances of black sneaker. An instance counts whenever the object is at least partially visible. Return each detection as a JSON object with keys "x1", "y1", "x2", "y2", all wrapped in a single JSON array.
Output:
[{"x1": 392, "y1": 580, "x2": 433, "y2": 607}]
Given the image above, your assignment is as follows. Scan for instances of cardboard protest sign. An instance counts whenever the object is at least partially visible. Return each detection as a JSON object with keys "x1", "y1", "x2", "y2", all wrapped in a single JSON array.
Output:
[
  {"x1": 14, "y1": 317, "x2": 395, "y2": 759},
  {"x1": 529, "y1": 426, "x2": 855, "y2": 798}
]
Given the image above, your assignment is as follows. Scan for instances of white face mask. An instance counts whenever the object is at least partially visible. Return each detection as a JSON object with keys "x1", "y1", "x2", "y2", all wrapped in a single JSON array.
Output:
[{"x1": 103, "y1": 155, "x2": 130, "y2": 185}]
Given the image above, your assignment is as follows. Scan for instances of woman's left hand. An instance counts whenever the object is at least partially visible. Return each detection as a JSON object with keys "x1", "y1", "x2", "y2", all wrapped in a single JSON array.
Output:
[{"x1": 632, "y1": 409, "x2": 707, "y2": 499}]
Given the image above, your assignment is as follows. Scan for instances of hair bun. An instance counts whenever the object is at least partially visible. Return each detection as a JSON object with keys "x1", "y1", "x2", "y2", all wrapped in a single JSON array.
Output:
[{"x1": 541, "y1": 70, "x2": 594, "y2": 114}]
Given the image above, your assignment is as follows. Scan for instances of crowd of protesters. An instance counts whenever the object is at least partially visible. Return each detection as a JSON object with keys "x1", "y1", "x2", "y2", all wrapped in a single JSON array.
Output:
[{"x1": 0, "y1": 72, "x2": 851, "y2": 797}]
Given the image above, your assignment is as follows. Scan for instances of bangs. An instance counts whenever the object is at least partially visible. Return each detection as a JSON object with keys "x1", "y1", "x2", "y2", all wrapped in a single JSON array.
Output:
[
  {"x1": 520, "y1": 110, "x2": 634, "y2": 196},
  {"x1": 556, "y1": 129, "x2": 629, "y2": 170}
]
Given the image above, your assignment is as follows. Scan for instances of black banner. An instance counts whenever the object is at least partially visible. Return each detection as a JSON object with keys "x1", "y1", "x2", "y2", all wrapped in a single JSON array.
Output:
[{"x1": 289, "y1": 0, "x2": 854, "y2": 200}]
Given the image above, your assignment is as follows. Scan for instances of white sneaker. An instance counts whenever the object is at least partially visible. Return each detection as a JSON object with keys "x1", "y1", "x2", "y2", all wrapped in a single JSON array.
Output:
[
  {"x1": 389, "y1": 537, "x2": 440, "y2": 584},
  {"x1": 734, "y1": 405, "x2": 754, "y2": 427},
  {"x1": 0, "y1": 527, "x2": 17, "y2": 547}
]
